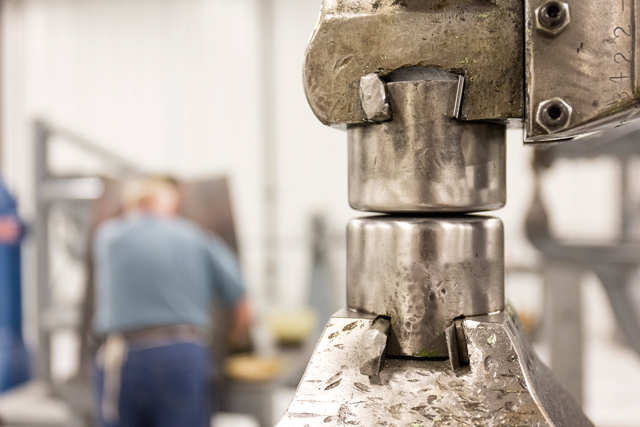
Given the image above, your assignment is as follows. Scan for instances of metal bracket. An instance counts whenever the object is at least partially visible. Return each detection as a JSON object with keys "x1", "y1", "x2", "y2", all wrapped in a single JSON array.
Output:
[{"x1": 525, "y1": 0, "x2": 640, "y2": 141}]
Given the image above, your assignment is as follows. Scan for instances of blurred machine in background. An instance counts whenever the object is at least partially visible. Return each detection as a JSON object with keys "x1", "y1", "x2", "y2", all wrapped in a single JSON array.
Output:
[{"x1": 527, "y1": 123, "x2": 640, "y2": 403}]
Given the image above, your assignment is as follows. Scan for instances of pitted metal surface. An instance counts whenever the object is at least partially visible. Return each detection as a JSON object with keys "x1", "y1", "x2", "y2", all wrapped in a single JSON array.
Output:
[
  {"x1": 347, "y1": 216, "x2": 504, "y2": 357},
  {"x1": 303, "y1": 0, "x2": 524, "y2": 125},
  {"x1": 348, "y1": 79, "x2": 506, "y2": 213},
  {"x1": 275, "y1": 308, "x2": 594, "y2": 427}
]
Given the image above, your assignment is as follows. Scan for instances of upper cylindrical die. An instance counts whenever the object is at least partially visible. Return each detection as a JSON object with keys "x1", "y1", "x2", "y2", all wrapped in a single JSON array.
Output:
[
  {"x1": 348, "y1": 78, "x2": 506, "y2": 213},
  {"x1": 347, "y1": 215, "x2": 505, "y2": 358}
]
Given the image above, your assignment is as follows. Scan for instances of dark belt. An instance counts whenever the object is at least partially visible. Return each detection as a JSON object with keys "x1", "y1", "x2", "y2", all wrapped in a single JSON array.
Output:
[{"x1": 119, "y1": 324, "x2": 209, "y2": 345}]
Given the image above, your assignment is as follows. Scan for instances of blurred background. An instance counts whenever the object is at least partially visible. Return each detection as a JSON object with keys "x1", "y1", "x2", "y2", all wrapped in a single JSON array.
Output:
[{"x1": 0, "y1": 0, "x2": 638, "y2": 426}]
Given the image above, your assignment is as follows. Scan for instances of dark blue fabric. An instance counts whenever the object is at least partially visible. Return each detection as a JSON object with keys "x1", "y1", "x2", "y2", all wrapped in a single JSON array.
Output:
[
  {"x1": 94, "y1": 342, "x2": 211, "y2": 427},
  {"x1": 0, "y1": 177, "x2": 17, "y2": 216},
  {"x1": 0, "y1": 177, "x2": 29, "y2": 392},
  {"x1": 0, "y1": 335, "x2": 30, "y2": 392}
]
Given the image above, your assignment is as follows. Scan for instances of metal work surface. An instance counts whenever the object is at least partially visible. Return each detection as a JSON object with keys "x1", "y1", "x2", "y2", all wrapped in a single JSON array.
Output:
[
  {"x1": 348, "y1": 78, "x2": 506, "y2": 213},
  {"x1": 525, "y1": 0, "x2": 640, "y2": 141},
  {"x1": 303, "y1": 0, "x2": 524, "y2": 125},
  {"x1": 347, "y1": 216, "x2": 504, "y2": 357},
  {"x1": 277, "y1": 309, "x2": 592, "y2": 427}
]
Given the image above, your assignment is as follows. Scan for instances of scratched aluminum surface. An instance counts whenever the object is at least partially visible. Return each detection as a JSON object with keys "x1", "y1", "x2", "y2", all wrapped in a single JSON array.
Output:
[{"x1": 276, "y1": 308, "x2": 593, "y2": 427}]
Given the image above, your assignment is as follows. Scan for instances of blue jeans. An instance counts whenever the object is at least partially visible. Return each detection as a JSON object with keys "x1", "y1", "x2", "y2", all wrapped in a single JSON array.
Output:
[{"x1": 94, "y1": 342, "x2": 211, "y2": 427}]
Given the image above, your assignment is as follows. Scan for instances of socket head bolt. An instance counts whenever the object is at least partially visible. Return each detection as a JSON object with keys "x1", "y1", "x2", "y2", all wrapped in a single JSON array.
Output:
[
  {"x1": 536, "y1": 98, "x2": 573, "y2": 133},
  {"x1": 535, "y1": 1, "x2": 570, "y2": 37}
]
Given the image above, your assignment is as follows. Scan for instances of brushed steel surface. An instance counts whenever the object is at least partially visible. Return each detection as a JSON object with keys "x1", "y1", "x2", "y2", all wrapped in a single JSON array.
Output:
[
  {"x1": 347, "y1": 216, "x2": 505, "y2": 357},
  {"x1": 348, "y1": 79, "x2": 506, "y2": 213},
  {"x1": 276, "y1": 308, "x2": 594, "y2": 427}
]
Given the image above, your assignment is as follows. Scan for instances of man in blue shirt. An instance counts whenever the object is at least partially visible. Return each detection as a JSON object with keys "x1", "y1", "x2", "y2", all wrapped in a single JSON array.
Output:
[{"x1": 93, "y1": 177, "x2": 249, "y2": 427}]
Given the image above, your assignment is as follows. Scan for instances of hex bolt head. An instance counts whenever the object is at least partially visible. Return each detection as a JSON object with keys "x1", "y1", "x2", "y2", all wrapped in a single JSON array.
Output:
[
  {"x1": 535, "y1": 1, "x2": 570, "y2": 37},
  {"x1": 536, "y1": 98, "x2": 572, "y2": 133}
]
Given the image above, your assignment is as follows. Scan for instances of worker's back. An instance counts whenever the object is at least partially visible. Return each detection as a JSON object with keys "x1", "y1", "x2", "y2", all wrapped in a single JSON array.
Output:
[
  {"x1": 91, "y1": 177, "x2": 248, "y2": 427},
  {"x1": 93, "y1": 213, "x2": 244, "y2": 334}
]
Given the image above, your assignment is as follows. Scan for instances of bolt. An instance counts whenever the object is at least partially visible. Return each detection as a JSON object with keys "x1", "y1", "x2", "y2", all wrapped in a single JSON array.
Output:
[
  {"x1": 535, "y1": 1, "x2": 570, "y2": 37},
  {"x1": 536, "y1": 98, "x2": 572, "y2": 133}
]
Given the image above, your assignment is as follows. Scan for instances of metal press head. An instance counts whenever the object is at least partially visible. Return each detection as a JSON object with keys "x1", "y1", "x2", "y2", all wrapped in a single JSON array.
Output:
[{"x1": 304, "y1": 0, "x2": 640, "y2": 144}]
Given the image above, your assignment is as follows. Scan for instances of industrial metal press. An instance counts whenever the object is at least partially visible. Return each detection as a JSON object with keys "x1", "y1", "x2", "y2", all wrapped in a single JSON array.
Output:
[{"x1": 278, "y1": 1, "x2": 640, "y2": 425}]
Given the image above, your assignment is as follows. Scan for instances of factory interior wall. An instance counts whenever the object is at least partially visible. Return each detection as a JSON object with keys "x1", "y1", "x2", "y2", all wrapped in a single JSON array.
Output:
[
  {"x1": 0, "y1": 0, "x2": 355, "y2": 337},
  {"x1": 0, "y1": 0, "x2": 632, "y2": 375},
  {"x1": 3, "y1": 0, "x2": 640, "y2": 424}
]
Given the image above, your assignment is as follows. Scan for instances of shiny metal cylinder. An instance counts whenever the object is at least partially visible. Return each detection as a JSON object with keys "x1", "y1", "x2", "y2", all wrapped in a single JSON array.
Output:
[
  {"x1": 348, "y1": 80, "x2": 506, "y2": 213},
  {"x1": 347, "y1": 215, "x2": 505, "y2": 357}
]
